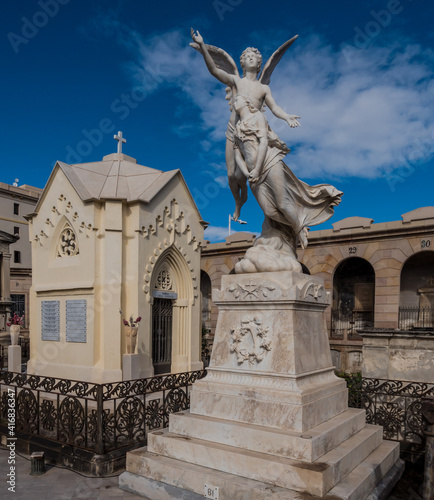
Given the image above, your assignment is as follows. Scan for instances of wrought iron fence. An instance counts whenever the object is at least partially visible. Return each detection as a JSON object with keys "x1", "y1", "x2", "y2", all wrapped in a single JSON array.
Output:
[
  {"x1": 341, "y1": 375, "x2": 433, "y2": 458},
  {"x1": 399, "y1": 306, "x2": 434, "y2": 330},
  {"x1": 0, "y1": 369, "x2": 206, "y2": 455},
  {"x1": 331, "y1": 309, "x2": 374, "y2": 339}
]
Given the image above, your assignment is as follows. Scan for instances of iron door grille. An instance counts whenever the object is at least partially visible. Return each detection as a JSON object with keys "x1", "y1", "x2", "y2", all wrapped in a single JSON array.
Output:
[{"x1": 152, "y1": 298, "x2": 173, "y2": 373}]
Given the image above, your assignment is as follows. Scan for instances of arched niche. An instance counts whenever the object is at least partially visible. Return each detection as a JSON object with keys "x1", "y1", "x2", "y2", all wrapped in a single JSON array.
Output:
[
  {"x1": 400, "y1": 251, "x2": 434, "y2": 307},
  {"x1": 399, "y1": 251, "x2": 434, "y2": 329},
  {"x1": 332, "y1": 257, "x2": 375, "y2": 337}
]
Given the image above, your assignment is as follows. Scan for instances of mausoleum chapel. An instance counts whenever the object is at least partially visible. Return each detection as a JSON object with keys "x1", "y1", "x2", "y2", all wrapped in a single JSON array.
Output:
[{"x1": 26, "y1": 137, "x2": 206, "y2": 383}]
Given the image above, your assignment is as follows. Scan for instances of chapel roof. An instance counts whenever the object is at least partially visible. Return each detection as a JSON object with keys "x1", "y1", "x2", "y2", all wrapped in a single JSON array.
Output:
[{"x1": 56, "y1": 153, "x2": 179, "y2": 203}]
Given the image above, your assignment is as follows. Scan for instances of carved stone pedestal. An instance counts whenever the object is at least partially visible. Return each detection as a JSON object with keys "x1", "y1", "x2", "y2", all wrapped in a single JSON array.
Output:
[
  {"x1": 8, "y1": 345, "x2": 22, "y2": 373},
  {"x1": 122, "y1": 353, "x2": 140, "y2": 381},
  {"x1": 120, "y1": 272, "x2": 403, "y2": 499}
]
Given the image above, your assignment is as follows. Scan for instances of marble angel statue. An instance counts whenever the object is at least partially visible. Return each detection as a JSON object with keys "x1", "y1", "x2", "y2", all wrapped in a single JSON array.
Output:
[
  {"x1": 190, "y1": 30, "x2": 343, "y2": 274},
  {"x1": 190, "y1": 28, "x2": 300, "y2": 221}
]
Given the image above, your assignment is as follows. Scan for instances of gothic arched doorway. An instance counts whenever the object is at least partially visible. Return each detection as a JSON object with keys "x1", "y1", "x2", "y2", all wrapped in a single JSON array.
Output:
[
  {"x1": 152, "y1": 267, "x2": 176, "y2": 374},
  {"x1": 150, "y1": 246, "x2": 195, "y2": 375}
]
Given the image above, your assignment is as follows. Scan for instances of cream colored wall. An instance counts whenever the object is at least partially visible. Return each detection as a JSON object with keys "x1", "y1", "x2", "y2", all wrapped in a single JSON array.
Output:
[
  {"x1": 28, "y1": 168, "x2": 104, "y2": 380},
  {"x1": 28, "y1": 168, "x2": 204, "y2": 382},
  {"x1": 124, "y1": 179, "x2": 204, "y2": 377}
]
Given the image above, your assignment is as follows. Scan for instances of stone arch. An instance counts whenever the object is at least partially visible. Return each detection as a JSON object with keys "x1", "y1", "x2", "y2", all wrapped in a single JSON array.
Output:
[
  {"x1": 399, "y1": 250, "x2": 434, "y2": 329},
  {"x1": 331, "y1": 257, "x2": 375, "y2": 338},
  {"x1": 150, "y1": 246, "x2": 194, "y2": 374},
  {"x1": 151, "y1": 246, "x2": 194, "y2": 302}
]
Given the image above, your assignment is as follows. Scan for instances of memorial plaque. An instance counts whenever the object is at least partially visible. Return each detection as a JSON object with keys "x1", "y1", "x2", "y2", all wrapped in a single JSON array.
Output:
[
  {"x1": 66, "y1": 299, "x2": 87, "y2": 343},
  {"x1": 41, "y1": 300, "x2": 60, "y2": 341},
  {"x1": 153, "y1": 290, "x2": 177, "y2": 299}
]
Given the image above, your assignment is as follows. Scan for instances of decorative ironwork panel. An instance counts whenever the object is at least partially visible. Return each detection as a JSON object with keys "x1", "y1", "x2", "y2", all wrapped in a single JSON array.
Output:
[
  {"x1": 66, "y1": 299, "x2": 87, "y2": 343},
  {"x1": 58, "y1": 396, "x2": 85, "y2": 446},
  {"x1": 16, "y1": 389, "x2": 38, "y2": 434},
  {"x1": 40, "y1": 399, "x2": 57, "y2": 432},
  {"x1": 0, "y1": 369, "x2": 206, "y2": 455},
  {"x1": 152, "y1": 299, "x2": 173, "y2": 373},
  {"x1": 145, "y1": 398, "x2": 163, "y2": 430},
  {"x1": 358, "y1": 378, "x2": 434, "y2": 457},
  {"x1": 88, "y1": 408, "x2": 114, "y2": 448},
  {"x1": 41, "y1": 300, "x2": 60, "y2": 341},
  {"x1": 115, "y1": 396, "x2": 146, "y2": 445}
]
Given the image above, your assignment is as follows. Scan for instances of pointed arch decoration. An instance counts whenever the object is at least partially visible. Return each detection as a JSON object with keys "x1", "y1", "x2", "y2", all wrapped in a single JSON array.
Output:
[
  {"x1": 56, "y1": 222, "x2": 79, "y2": 257},
  {"x1": 141, "y1": 199, "x2": 201, "y2": 304},
  {"x1": 33, "y1": 193, "x2": 95, "y2": 246}
]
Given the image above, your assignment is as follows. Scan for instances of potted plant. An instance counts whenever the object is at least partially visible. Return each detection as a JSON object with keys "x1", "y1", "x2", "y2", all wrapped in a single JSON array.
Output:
[
  {"x1": 7, "y1": 312, "x2": 24, "y2": 346},
  {"x1": 119, "y1": 311, "x2": 142, "y2": 354}
]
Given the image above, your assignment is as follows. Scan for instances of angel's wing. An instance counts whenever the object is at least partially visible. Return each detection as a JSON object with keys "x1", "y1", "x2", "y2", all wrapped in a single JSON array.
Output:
[
  {"x1": 189, "y1": 42, "x2": 240, "y2": 77},
  {"x1": 258, "y1": 35, "x2": 298, "y2": 85}
]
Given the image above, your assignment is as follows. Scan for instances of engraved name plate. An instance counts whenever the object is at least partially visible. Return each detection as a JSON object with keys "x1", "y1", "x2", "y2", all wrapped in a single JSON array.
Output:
[
  {"x1": 41, "y1": 300, "x2": 60, "y2": 341},
  {"x1": 66, "y1": 299, "x2": 87, "y2": 343}
]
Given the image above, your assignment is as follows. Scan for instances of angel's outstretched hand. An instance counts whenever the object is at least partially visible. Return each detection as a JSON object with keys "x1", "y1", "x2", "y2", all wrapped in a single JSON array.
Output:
[
  {"x1": 190, "y1": 28, "x2": 203, "y2": 45},
  {"x1": 287, "y1": 115, "x2": 301, "y2": 128}
]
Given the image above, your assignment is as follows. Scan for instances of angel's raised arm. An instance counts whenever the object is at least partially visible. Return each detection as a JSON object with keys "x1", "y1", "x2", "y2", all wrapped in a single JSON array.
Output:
[{"x1": 190, "y1": 29, "x2": 238, "y2": 87}]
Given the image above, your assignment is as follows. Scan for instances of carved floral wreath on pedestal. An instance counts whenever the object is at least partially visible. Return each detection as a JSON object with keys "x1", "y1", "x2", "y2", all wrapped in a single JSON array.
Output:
[{"x1": 230, "y1": 315, "x2": 272, "y2": 365}]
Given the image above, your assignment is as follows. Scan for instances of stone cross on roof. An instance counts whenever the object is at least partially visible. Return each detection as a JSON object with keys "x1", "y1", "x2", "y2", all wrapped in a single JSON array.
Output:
[{"x1": 114, "y1": 131, "x2": 126, "y2": 154}]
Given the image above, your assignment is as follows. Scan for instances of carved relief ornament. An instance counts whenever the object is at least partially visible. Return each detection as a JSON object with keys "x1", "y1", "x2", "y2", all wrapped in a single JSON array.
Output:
[{"x1": 230, "y1": 315, "x2": 272, "y2": 365}]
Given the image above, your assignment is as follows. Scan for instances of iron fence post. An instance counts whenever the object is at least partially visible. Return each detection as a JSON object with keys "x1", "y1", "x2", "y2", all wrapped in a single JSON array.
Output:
[
  {"x1": 96, "y1": 384, "x2": 104, "y2": 455},
  {"x1": 421, "y1": 398, "x2": 434, "y2": 500}
]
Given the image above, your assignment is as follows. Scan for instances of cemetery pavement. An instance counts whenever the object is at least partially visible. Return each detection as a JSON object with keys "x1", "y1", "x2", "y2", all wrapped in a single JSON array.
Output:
[{"x1": 0, "y1": 446, "x2": 149, "y2": 500}]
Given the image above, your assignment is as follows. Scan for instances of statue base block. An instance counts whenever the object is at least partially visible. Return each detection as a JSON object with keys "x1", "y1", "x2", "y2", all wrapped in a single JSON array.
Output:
[
  {"x1": 120, "y1": 272, "x2": 403, "y2": 499},
  {"x1": 8, "y1": 345, "x2": 22, "y2": 373},
  {"x1": 122, "y1": 354, "x2": 140, "y2": 381}
]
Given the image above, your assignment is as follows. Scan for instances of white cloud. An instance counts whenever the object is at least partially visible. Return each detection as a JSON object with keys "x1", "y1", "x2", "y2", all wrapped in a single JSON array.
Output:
[
  {"x1": 204, "y1": 225, "x2": 258, "y2": 243},
  {"x1": 269, "y1": 38, "x2": 434, "y2": 179},
  {"x1": 90, "y1": 17, "x2": 434, "y2": 181},
  {"x1": 204, "y1": 225, "x2": 229, "y2": 242}
]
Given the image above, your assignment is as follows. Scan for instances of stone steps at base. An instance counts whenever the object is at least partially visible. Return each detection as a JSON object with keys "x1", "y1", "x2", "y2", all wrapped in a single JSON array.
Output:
[
  {"x1": 326, "y1": 440, "x2": 401, "y2": 500},
  {"x1": 169, "y1": 408, "x2": 367, "y2": 462},
  {"x1": 120, "y1": 453, "x2": 325, "y2": 500},
  {"x1": 143, "y1": 424, "x2": 383, "y2": 497},
  {"x1": 120, "y1": 439, "x2": 402, "y2": 500}
]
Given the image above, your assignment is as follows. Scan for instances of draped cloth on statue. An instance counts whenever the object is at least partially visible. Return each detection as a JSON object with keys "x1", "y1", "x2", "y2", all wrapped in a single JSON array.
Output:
[{"x1": 233, "y1": 112, "x2": 342, "y2": 273}]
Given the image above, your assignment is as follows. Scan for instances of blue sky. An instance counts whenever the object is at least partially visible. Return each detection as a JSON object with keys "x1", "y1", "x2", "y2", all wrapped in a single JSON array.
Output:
[{"x1": 1, "y1": 0, "x2": 433, "y2": 242}]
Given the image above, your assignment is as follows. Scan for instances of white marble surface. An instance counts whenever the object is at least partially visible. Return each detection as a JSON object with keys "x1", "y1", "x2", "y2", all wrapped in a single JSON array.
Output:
[
  {"x1": 120, "y1": 271, "x2": 403, "y2": 499},
  {"x1": 8, "y1": 344, "x2": 21, "y2": 372}
]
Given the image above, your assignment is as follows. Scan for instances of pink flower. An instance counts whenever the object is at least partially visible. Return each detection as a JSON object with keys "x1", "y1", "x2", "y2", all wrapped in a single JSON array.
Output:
[
  {"x1": 135, "y1": 317, "x2": 142, "y2": 323},
  {"x1": 123, "y1": 319, "x2": 129, "y2": 326}
]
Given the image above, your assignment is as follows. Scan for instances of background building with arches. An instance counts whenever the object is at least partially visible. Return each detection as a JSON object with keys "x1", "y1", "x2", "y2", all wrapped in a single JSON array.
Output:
[
  {"x1": 27, "y1": 151, "x2": 206, "y2": 383},
  {"x1": 201, "y1": 207, "x2": 434, "y2": 372}
]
